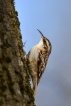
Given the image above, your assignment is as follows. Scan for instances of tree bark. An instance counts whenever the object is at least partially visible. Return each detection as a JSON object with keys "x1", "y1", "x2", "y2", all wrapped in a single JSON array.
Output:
[{"x1": 0, "y1": 0, "x2": 35, "y2": 106}]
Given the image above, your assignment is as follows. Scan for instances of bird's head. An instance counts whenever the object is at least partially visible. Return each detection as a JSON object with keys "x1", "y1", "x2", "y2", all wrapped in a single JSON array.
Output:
[{"x1": 37, "y1": 29, "x2": 52, "y2": 54}]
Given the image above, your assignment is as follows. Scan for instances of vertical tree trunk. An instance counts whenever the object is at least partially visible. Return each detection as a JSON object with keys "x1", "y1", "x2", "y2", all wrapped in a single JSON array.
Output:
[{"x1": 0, "y1": 0, "x2": 35, "y2": 106}]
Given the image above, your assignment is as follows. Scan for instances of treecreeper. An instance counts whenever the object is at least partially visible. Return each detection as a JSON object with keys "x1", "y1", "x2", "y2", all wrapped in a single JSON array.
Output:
[{"x1": 27, "y1": 29, "x2": 52, "y2": 97}]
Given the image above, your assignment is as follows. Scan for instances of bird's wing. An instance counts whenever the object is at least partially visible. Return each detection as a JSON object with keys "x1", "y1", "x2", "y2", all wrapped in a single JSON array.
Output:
[{"x1": 37, "y1": 50, "x2": 48, "y2": 85}]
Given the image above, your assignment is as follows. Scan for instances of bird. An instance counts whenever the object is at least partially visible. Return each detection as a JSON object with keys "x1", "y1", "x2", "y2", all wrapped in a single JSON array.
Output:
[{"x1": 27, "y1": 29, "x2": 52, "y2": 97}]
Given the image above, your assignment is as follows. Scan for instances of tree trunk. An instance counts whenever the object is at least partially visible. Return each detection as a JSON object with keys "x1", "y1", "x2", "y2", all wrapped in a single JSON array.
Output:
[{"x1": 0, "y1": 0, "x2": 35, "y2": 106}]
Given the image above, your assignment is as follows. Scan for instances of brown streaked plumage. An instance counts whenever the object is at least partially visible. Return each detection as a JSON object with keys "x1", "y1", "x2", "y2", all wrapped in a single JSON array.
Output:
[{"x1": 27, "y1": 29, "x2": 52, "y2": 97}]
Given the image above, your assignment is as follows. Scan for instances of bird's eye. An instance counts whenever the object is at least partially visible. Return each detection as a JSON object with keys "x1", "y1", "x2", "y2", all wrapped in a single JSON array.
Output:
[{"x1": 43, "y1": 40, "x2": 46, "y2": 43}]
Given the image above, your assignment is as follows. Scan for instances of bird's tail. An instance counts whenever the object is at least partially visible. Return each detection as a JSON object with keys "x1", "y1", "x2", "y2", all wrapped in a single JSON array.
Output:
[{"x1": 32, "y1": 76, "x2": 37, "y2": 98}]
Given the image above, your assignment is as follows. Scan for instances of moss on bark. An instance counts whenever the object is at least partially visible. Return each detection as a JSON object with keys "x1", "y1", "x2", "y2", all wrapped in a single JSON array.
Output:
[{"x1": 0, "y1": 0, "x2": 35, "y2": 106}]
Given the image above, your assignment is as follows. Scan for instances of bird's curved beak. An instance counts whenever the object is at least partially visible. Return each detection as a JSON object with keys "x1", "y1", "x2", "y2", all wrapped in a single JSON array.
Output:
[{"x1": 37, "y1": 29, "x2": 44, "y2": 38}]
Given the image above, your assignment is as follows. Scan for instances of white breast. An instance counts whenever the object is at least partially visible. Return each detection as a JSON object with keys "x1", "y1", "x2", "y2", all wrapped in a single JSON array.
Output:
[
  {"x1": 28, "y1": 46, "x2": 39, "y2": 61},
  {"x1": 28, "y1": 38, "x2": 43, "y2": 61}
]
